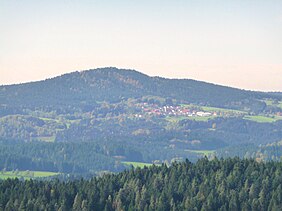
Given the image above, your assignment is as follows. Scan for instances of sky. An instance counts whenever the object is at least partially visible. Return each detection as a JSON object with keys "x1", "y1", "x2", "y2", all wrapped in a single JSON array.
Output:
[{"x1": 0, "y1": 0, "x2": 281, "y2": 91}]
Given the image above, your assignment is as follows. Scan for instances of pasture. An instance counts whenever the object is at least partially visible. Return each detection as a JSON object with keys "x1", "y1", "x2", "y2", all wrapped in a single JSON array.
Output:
[{"x1": 0, "y1": 170, "x2": 59, "y2": 180}]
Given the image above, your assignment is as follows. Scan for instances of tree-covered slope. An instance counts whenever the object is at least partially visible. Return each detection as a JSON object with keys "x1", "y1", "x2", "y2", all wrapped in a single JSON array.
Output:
[
  {"x1": 0, "y1": 68, "x2": 152, "y2": 108},
  {"x1": 0, "y1": 158, "x2": 281, "y2": 210},
  {"x1": 0, "y1": 67, "x2": 282, "y2": 174},
  {"x1": 0, "y1": 67, "x2": 277, "y2": 110}
]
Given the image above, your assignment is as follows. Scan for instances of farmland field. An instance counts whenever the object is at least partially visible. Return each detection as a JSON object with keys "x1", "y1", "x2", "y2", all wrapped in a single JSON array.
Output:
[
  {"x1": 180, "y1": 104, "x2": 246, "y2": 114},
  {"x1": 243, "y1": 115, "x2": 281, "y2": 123},
  {"x1": 200, "y1": 106, "x2": 246, "y2": 114},
  {"x1": 0, "y1": 171, "x2": 59, "y2": 180}
]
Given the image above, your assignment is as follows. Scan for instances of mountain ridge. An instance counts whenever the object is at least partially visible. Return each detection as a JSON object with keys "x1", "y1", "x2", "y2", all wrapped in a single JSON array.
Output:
[
  {"x1": 1, "y1": 67, "x2": 278, "y2": 110},
  {"x1": 1, "y1": 67, "x2": 281, "y2": 93}
]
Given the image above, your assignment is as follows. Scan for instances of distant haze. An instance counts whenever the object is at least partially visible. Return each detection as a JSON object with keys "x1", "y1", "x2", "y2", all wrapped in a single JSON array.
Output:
[{"x1": 1, "y1": 0, "x2": 281, "y2": 91}]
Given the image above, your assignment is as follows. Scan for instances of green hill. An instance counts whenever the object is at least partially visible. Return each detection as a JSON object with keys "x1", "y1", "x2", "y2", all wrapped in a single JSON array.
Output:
[
  {"x1": 0, "y1": 68, "x2": 282, "y2": 174},
  {"x1": 0, "y1": 67, "x2": 278, "y2": 111}
]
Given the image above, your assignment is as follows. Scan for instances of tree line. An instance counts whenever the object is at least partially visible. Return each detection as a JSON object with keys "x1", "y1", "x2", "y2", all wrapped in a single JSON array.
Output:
[{"x1": 0, "y1": 157, "x2": 281, "y2": 210}]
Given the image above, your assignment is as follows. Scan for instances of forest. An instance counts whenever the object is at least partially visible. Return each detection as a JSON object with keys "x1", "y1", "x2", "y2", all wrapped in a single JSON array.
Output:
[
  {"x1": 0, "y1": 158, "x2": 281, "y2": 210},
  {"x1": 0, "y1": 137, "x2": 281, "y2": 177}
]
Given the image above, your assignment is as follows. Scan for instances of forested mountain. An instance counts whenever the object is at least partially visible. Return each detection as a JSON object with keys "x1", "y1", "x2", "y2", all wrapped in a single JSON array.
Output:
[
  {"x1": 0, "y1": 67, "x2": 282, "y2": 174},
  {"x1": 0, "y1": 158, "x2": 281, "y2": 210},
  {"x1": 0, "y1": 67, "x2": 279, "y2": 110}
]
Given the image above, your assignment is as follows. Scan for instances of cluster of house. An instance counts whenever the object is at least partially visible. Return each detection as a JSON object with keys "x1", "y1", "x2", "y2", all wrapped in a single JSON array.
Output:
[
  {"x1": 276, "y1": 112, "x2": 282, "y2": 116},
  {"x1": 134, "y1": 103, "x2": 216, "y2": 118}
]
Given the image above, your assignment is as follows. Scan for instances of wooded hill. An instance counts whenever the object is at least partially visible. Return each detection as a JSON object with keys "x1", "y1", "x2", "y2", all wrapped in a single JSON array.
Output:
[
  {"x1": 0, "y1": 67, "x2": 280, "y2": 111},
  {"x1": 0, "y1": 68, "x2": 282, "y2": 174}
]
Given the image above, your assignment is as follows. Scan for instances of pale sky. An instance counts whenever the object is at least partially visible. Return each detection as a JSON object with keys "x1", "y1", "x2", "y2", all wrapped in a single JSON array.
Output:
[{"x1": 0, "y1": 0, "x2": 281, "y2": 91}]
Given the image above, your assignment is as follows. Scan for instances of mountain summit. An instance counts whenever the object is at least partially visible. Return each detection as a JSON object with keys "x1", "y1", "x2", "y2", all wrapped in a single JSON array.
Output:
[{"x1": 0, "y1": 67, "x2": 279, "y2": 109}]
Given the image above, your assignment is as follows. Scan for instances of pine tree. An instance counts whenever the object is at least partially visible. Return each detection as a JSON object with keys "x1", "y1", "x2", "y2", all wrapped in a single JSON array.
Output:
[{"x1": 72, "y1": 193, "x2": 82, "y2": 211}]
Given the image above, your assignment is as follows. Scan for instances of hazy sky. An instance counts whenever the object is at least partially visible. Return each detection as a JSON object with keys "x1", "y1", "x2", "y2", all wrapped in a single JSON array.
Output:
[{"x1": 1, "y1": 0, "x2": 281, "y2": 91}]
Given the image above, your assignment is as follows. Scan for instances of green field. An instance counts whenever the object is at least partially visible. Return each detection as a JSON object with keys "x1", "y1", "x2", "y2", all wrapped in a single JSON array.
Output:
[
  {"x1": 122, "y1": 161, "x2": 156, "y2": 168},
  {"x1": 185, "y1": 149, "x2": 215, "y2": 156},
  {"x1": 180, "y1": 103, "x2": 282, "y2": 123},
  {"x1": 38, "y1": 117, "x2": 60, "y2": 122},
  {"x1": 243, "y1": 115, "x2": 281, "y2": 123},
  {"x1": 200, "y1": 106, "x2": 246, "y2": 114},
  {"x1": 187, "y1": 116, "x2": 217, "y2": 122},
  {"x1": 36, "y1": 135, "x2": 56, "y2": 142},
  {"x1": 0, "y1": 171, "x2": 59, "y2": 179},
  {"x1": 180, "y1": 104, "x2": 246, "y2": 114},
  {"x1": 263, "y1": 99, "x2": 282, "y2": 109}
]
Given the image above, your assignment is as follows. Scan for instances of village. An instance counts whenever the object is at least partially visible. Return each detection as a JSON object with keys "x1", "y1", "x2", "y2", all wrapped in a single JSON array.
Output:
[
  {"x1": 132, "y1": 101, "x2": 282, "y2": 121},
  {"x1": 134, "y1": 102, "x2": 216, "y2": 118}
]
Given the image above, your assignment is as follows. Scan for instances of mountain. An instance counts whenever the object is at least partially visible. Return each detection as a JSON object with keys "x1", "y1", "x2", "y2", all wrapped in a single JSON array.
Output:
[
  {"x1": 0, "y1": 67, "x2": 278, "y2": 110},
  {"x1": 0, "y1": 67, "x2": 282, "y2": 174}
]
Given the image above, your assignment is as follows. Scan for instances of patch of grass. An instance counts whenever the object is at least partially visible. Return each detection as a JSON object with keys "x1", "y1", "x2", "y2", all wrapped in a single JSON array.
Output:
[
  {"x1": 263, "y1": 99, "x2": 282, "y2": 109},
  {"x1": 180, "y1": 104, "x2": 246, "y2": 114},
  {"x1": 39, "y1": 117, "x2": 80, "y2": 129},
  {"x1": 243, "y1": 115, "x2": 279, "y2": 123},
  {"x1": 187, "y1": 116, "x2": 217, "y2": 122},
  {"x1": 36, "y1": 136, "x2": 56, "y2": 142},
  {"x1": 122, "y1": 161, "x2": 156, "y2": 168},
  {"x1": 38, "y1": 117, "x2": 60, "y2": 123},
  {"x1": 64, "y1": 119, "x2": 81, "y2": 129},
  {"x1": 0, "y1": 171, "x2": 59, "y2": 180},
  {"x1": 200, "y1": 106, "x2": 246, "y2": 114},
  {"x1": 185, "y1": 149, "x2": 215, "y2": 156}
]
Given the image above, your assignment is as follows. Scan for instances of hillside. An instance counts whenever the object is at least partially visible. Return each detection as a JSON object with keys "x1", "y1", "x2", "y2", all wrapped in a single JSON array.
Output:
[
  {"x1": 0, "y1": 67, "x2": 282, "y2": 174},
  {"x1": 0, "y1": 67, "x2": 277, "y2": 110}
]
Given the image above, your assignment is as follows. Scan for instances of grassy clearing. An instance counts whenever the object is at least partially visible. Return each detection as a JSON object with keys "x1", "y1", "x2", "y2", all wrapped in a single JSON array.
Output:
[
  {"x1": 38, "y1": 117, "x2": 81, "y2": 129},
  {"x1": 185, "y1": 149, "x2": 215, "y2": 156},
  {"x1": 0, "y1": 171, "x2": 59, "y2": 180},
  {"x1": 263, "y1": 99, "x2": 282, "y2": 109},
  {"x1": 36, "y1": 136, "x2": 56, "y2": 142},
  {"x1": 187, "y1": 116, "x2": 217, "y2": 122},
  {"x1": 38, "y1": 117, "x2": 61, "y2": 123},
  {"x1": 122, "y1": 161, "x2": 156, "y2": 168},
  {"x1": 200, "y1": 106, "x2": 246, "y2": 114},
  {"x1": 180, "y1": 104, "x2": 246, "y2": 114},
  {"x1": 243, "y1": 115, "x2": 280, "y2": 123}
]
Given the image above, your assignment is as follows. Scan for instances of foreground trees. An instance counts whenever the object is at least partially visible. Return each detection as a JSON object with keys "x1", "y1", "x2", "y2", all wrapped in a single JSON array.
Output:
[{"x1": 0, "y1": 157, "x2": 281, "y2": 210}]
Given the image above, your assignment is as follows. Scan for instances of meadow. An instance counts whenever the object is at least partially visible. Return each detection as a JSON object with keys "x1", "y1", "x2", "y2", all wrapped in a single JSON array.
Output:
[
  {"x1": 0, "y1": 170, "x2": 59, "y2": 179},
  {"x1": 263, "y1": 99, "x2": 282, "y2": 109},
  {"x1": 243, "y1": 115, "x2": 282, "y2": 123}
]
